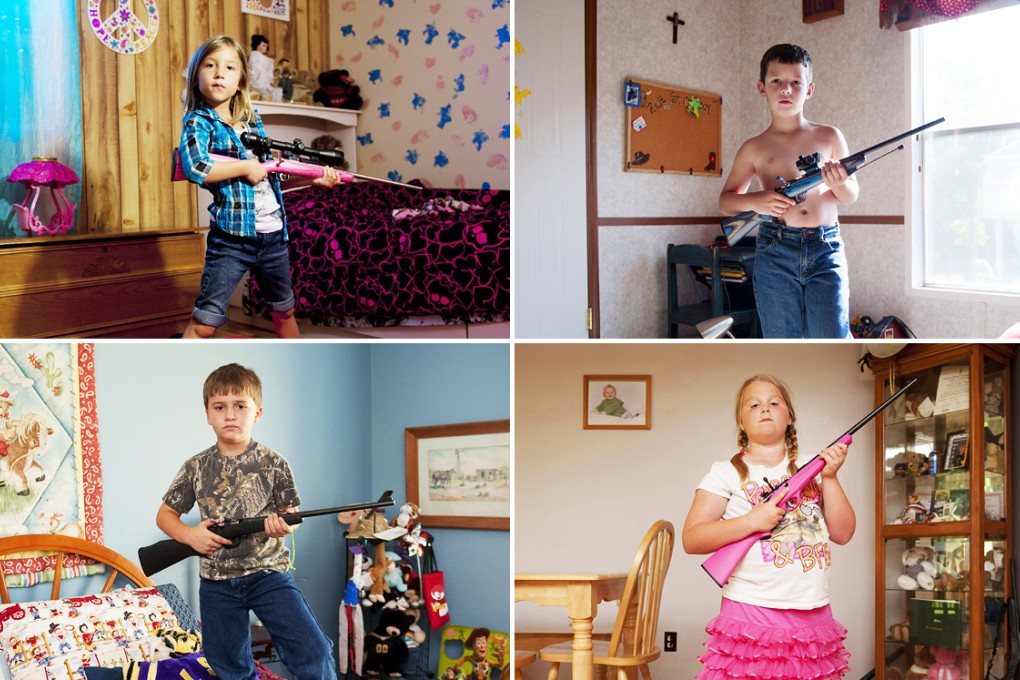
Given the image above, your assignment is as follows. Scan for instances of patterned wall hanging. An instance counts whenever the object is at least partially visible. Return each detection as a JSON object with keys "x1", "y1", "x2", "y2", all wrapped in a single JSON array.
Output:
[
  {"x1": 0, "y1": 344, "x2": 103, "y2": 587},
  {"x1": 86, "y1": 0, "x2": 159, "y2": 54},
  {"x1": 241, "y1": 0, "x2": 290, "y2": 22}
]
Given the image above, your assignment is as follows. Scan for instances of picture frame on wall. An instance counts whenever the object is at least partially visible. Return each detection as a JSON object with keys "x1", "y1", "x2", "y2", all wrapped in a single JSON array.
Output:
[
  {"x1": 583, "y1": 374, "x2": 651, "y2": 430},
  {"x1": 802, "y1": 0, "x2": 844, "y2": 23},
  {"x1": 241, "y1": 0, "x2": 290, "y2": 22},
  {"x1": 405, "y1": 419, "x2": 510, "y2": 530}
]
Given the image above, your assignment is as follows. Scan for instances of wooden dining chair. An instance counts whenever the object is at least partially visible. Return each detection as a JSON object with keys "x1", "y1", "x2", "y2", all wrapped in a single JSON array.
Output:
[
  {"x1": 515, "y1": 650, "x2": 538, "y2": 679},
  {"x1": 539, "y1": 520, "x2": 675, "y2": 680}
]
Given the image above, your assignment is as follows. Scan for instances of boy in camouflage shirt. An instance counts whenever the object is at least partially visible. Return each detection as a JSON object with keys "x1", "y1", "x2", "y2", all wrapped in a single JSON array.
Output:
[{"x1": 156, "y1": 363, "x2": 336, "y2": 680}]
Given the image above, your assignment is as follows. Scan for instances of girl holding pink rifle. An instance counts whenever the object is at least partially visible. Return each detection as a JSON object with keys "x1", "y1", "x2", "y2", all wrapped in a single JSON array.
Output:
[
  {"x1": 681, "y1": 374, "x2": 855, "y2": 679},
  {"x1": 177, "y1": 35, "x2": 343, "y2": 339}
]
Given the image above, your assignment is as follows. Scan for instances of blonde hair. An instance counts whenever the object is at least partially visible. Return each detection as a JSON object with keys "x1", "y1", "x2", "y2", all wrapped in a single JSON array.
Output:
[
  {"x1": 183, "y1": 35, "x2": 256, "y2": 125},
  {"x1": 730, "y1": 375, "x2": 799, "y2": 483},
  {"x1": 203, "y1": 363, "x2": 262, "y2": 408}
]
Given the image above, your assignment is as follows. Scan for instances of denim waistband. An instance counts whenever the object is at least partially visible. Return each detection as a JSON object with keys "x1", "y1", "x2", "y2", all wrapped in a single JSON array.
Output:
[{"x1": 759, "y1": 220, "x2": 840, "y2": 241}]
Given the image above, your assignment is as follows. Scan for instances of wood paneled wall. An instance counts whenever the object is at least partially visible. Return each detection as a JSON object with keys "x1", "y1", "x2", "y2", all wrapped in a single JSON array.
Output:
[{"x1": 76, "y1": 0, "x2": 330, "y2": 233}]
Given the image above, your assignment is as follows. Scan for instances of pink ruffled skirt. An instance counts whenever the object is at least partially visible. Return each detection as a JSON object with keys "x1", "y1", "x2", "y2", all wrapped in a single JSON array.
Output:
[{"x1": 697, "y1": 598, "x2": 850, "y2": 679}]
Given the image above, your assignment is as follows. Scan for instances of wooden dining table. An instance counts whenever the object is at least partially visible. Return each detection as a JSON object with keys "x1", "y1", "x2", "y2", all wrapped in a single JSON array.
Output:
[{"x1": 514, "y1": 572, "x2": 630, "y2": 680}]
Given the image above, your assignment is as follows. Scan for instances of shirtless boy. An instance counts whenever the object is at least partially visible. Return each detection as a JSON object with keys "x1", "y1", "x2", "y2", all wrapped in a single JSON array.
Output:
[{"x1": 719, "y1": 44, "x2": 858, "y2": 338}]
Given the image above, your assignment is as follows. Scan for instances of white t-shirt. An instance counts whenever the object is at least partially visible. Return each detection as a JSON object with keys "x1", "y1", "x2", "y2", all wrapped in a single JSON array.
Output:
[{"x1": 697, "y1": 455, "x2": 831, "y2": 609}]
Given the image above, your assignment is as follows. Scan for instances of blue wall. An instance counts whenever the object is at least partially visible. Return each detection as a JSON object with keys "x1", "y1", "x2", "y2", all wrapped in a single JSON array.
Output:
[
  {"x1": 84, "y1": 341, "x2": 509, "y2": 673},
  {"x1": 370, "y1": 344, "x2": 513, "y2": 658}
]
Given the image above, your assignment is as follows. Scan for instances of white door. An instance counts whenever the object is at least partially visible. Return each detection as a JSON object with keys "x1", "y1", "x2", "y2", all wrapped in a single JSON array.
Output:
[{"x1": 514, "y1": 0, "x2": 589, "y2": 338}]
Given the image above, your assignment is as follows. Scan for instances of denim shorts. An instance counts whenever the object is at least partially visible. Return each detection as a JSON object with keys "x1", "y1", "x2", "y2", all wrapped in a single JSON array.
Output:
[
  {"x1": 192, "y1": 226, "x2": 295, "y2": 328},
  {"x1": 752, "y1": 221, "x2": 850, "y2": 339},
  {"x1": 200, "y1": 570, "x2": 335, "y2": 680}
]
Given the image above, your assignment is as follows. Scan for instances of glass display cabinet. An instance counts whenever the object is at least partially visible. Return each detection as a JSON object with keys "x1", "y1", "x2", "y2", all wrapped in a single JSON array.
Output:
[{"x1": 870, "y1": 344, "x2": 1013, "y2": 680}]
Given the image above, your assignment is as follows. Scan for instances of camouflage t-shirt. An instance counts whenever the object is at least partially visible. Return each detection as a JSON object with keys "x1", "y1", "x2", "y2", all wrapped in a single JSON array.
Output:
[{"x1": 162, "y1": 440, "x2": 301, "y2": 580}]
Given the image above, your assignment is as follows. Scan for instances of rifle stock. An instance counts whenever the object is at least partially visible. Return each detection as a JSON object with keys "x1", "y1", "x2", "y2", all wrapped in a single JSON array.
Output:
[
  {"x1": 722, "y1": 117, "x2": 944, "y2": 245},
  {"x1": 138, "y1": 490, "x2": 394, "y2": 576},
  {"x1": 701, "y1": 379, "x2": 917, "y2": 587}
]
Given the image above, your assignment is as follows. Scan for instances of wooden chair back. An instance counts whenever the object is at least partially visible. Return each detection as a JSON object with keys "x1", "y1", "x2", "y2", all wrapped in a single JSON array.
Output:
[
  {"x1": 607, "y1": 520, "x2": 675, "y2": 660},
  {"x1": 0, "y1": 534, "x2": 155, "y2": 604}
]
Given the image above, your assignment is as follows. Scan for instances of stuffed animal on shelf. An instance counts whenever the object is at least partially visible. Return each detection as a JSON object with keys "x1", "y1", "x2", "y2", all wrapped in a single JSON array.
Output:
[
  {"x1": 985, "y1": 547, "x2": 1005, "y2": 589},
  {"x1": 313, "y1": 69, "x2": 363, "y2": 110},
  {"x1": 897, "y1": 546, "x2": 937, "y2": 590},
  {"x1": 363, "y1": 609, "x2": 412, "y2": 677},
  {"x1": 926, "y1": 647, "x2": 966, "y2": 680},
  {"x1": 383, "y1": 552, "x2": 408, "y2": 595},
  {"x1": 368, "y1": 542, "x2": 393, "y2": 604},
  {"x1": 390, "y1": 502, "x2": 420, "y2": 535},
  {"x1": 905, "y1": 646, "x2": 936, "y2": 680}
]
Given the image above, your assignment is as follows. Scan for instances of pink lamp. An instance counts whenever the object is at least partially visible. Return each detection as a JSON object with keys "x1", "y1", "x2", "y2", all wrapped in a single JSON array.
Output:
[{"x1": 7, "y1": 157, "x2": 80, "y2": 236}]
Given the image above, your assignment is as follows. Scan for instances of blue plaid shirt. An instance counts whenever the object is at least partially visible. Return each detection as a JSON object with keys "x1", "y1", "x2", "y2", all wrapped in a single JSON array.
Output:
[{"x1": 179, "y1": 106, "x2": 287, "y2": 239}]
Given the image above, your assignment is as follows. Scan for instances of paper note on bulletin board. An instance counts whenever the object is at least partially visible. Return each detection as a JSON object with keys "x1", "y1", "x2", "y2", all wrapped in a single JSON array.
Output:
[{"x1": 624, "y1": 78, "x2": 722, "y2": 176}]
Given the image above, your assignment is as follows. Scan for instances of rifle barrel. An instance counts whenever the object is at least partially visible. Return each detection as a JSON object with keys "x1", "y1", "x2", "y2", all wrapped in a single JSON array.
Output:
[
  {"x1": 829, "y1": 378, "x2": 918, "y2": 446},
  {"x1": 853, "y1": 118, "x2": 945, "y2": 160},
  {"x1": 220, "y1": 490, "x2": 394, "y2": 528}
]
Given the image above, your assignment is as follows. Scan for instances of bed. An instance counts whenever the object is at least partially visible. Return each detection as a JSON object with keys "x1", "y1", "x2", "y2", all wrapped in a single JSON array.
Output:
[
  {"x1": 0, "y1": 534, "x2": 280, "y2": 680},
  {"x1": 242, "y1": 182, "x2": 510, "y2": 330}
]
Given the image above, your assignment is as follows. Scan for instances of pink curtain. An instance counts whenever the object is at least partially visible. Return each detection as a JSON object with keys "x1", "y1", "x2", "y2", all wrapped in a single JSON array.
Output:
[{"x1": 880, "y1": 0, "x2": 988, "y2": 27}]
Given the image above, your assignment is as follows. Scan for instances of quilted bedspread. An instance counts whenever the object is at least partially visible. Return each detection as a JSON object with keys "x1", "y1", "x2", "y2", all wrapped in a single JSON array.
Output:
[{"x1": 244, "y1": 182, "x2": 510, "y2": 327}]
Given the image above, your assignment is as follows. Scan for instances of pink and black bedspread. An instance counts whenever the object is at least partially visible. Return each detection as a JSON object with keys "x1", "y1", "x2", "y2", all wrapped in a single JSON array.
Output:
[{"x1": 244, "y1": 182, "x2": 509, "y2": 327}]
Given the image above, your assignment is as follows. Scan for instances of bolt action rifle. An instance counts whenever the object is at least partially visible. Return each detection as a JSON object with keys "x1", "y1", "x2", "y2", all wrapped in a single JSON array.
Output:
[
  {"x1": 138, "y1": 490, "x2": 394, "y2": 576},
  {"x1": 701, "y1": 379, "x2": 917, "y2": 587},
  {"x1": 721, "y1": 118, "x2": 945, "y2": 246},
  {"x1": 171, "y1": 132, "x2": 421, "y2": 190}
]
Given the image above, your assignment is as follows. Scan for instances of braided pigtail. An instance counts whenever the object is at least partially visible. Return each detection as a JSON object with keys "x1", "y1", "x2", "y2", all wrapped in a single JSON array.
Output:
[
  {"x1": 785, "y1": 425, "x2": 799, "y2": 477},
  {"x1": 730, "y1": 448, "x2": 749, "y2": 485}
]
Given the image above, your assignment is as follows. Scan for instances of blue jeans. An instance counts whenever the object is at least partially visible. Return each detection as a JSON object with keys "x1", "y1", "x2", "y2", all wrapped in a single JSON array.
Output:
[
  {"x1": 200, "y1": 570, "x2": 336, "y2": 680},
  {"x1": 752, "y1": 221, "x2": 850, "y2": 339},
  {"x1": 192, "y1": 226, "x2": 295, "y2": 327}
]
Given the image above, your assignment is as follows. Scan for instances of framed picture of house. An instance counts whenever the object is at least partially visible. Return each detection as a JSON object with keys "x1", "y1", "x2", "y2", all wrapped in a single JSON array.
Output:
[{"x1": 405, "y1": 420, "x2": 510, "y2": 530}]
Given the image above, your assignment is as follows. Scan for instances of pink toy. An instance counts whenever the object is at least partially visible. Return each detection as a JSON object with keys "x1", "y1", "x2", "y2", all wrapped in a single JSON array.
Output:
[
  {"x1": 927, "y1": 647, "x2": 965, "y2": 680},
  {"x1": 7, "y1": 158, "x2": 80, "y2": 236}
]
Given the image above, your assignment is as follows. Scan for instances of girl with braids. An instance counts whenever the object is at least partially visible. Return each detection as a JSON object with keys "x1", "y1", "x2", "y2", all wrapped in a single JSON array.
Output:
[{"x1": 682, "y1": 375, "x2": 855, "y2": 679}]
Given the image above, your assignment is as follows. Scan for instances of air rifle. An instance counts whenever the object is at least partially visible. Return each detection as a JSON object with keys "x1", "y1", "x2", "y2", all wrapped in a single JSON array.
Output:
[
  {"x1": 138, "y1": 489, "x2": 394, "y2": 576},
  {"x1": 722, "y1": 117, "x2": 945, "y2": 246},
  {"x1": 701, "y1": 379, "x2": 917, "y2": 587}
]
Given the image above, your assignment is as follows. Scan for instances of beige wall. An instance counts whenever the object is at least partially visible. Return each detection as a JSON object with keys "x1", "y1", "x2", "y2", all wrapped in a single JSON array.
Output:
[
  {"x1": 515, "y1": 342, "x2": 875, "y2": 678},
  {"x1": 591, "y1": 0, "x2": 1020, "y2": 338}
]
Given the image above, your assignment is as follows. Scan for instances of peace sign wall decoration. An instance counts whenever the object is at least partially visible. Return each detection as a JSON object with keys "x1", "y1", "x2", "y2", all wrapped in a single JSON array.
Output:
[{"x1": 87, "y1": 0, "x2": 160, "y2": 55}]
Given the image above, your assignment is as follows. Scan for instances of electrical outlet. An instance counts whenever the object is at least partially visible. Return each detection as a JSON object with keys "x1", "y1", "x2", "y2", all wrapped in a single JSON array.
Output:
[{"x1": 664, "y1": 631, "x2": 677, "y2": 652}]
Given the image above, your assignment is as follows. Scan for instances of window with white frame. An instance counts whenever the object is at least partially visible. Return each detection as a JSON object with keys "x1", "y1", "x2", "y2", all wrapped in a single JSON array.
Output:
[{"x1": 913, "y1": 3, "x2": 1020, "y2": 297}]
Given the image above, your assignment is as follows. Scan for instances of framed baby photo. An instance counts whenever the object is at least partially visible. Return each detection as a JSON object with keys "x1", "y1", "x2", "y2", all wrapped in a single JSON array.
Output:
[{"x1": 583, "y1": 375, "x2": 651, "y2": 430}]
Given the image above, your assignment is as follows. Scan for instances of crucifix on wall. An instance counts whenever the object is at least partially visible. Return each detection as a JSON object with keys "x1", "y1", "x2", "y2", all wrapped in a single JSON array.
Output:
[{"x1": 666, "y1": 11, "x2": 685, "y2": 44}]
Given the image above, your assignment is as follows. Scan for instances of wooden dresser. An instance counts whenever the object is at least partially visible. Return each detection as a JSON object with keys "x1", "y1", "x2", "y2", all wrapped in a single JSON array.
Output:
[{"x1": 0, "y1": 230, "x2": 203, "y2": 338}]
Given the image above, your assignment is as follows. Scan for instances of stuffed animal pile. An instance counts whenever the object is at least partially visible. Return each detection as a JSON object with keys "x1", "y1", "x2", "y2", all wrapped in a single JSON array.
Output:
[{"x1": 896, "y1": 546, "x2": 969, "y2": 592}]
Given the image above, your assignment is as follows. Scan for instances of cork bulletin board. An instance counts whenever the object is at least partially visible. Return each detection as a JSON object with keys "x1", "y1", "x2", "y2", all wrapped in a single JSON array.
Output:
[{"x1": 624, "y1": 77, "x2": 723, "y2": 177}]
